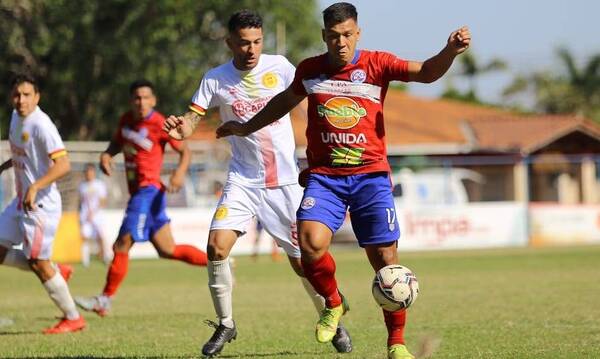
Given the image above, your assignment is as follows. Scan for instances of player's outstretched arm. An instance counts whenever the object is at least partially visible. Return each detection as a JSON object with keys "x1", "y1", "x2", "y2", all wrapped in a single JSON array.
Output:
[
  {"x1": 23, "y1": 155, "x2": 70, "y2": 211},
  {"x1": 168, "y1": 141, "x2": 191, "y2": 193},
  {"x1": 216, "y1": 87, "x2": 305, "y2": 138},
  {"x1": 408, "y1": 26, "x2": 471, "y2": 83},
  {"x1": 163, "y1": 111, "x2": 201, "y2": 140},
  {"x1": 0, "y1": 159, "x2": 12, "y2": 175}
]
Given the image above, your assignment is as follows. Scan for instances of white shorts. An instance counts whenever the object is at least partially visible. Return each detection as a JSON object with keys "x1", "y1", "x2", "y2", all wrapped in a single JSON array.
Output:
[
  {"x1": 80, "y1": 216, "x2": 104, "y2": 240},
  {"x1": 0, "y1": 198, "x2": 61, "y2": 260},
  {"x1": 211, "y1": 182, "x2": 303, "y2": 258}
]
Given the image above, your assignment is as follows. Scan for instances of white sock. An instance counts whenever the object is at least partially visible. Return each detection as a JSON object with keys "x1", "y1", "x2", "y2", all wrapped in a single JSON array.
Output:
[
  {"x1": 208, "y1": 258, "x2": 234, "y2": 328},
  {"x1": 43, "y1": 272, "x2": 80, "y2": 320},
  {"x1": 2, "y1": 248, "x2": 30, "y2": 271},
  {"x1": 81, "y1": 241, "x2": 90, "y2": 267},
  {"x1": 301, "y1": 276, "x2": 326, "y2": 313}
]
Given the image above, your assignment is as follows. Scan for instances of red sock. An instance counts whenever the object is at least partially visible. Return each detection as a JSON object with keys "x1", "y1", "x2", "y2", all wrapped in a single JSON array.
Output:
[
  {"x1": 172, "y1": 244, "x2": 208, "y2": 266},
  {"x1": 383, "y1": 309, "x2": 407, "y2": 346},
  {"x1": 102, "y1": 252, "x2": 129, "y2": 297},
  {"x1": 302, "y1": 251, "x2": 341, "y2": 308}
]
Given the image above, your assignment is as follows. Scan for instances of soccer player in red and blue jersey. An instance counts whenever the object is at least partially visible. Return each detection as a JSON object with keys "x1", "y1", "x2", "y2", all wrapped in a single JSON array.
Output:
[
  {"x1": 215, "y1": 3, "x2": 471, "y2": 358},
  {"x1": 75, "y1": 79, "x2": 208, "y2": 316}
]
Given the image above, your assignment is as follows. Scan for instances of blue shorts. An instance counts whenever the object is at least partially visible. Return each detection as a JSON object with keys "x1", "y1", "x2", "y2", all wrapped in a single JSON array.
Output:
[
  {"x1": 119, "y1": 185, "x2": 170, "y2": 242},
  {"x1": 296, "y1": 172, "x2": 400, "y2": 247}
]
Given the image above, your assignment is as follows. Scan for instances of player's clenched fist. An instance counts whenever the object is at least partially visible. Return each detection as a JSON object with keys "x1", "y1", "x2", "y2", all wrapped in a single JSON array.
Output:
[
  {"x1": 163, "y1": 115, "x2": 193, "y2": 140},
  {"x1": 216, "y1": 121, "x2": 248, "y2": 138},
  {"x1": 448, "y1": 26, "x2": 471, "y2": 54}
]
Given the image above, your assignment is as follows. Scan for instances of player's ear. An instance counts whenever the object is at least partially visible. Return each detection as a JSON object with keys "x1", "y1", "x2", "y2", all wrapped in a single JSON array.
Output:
[
  {"x1": 225, "y1": 36, "x2": 233, "y2": 51},
  {"x1": 321, "y1": 28, "x2": 326, "y2": 43},
  {"x1": 356, "y1": 26, "x2": 361, "y2": 41}
]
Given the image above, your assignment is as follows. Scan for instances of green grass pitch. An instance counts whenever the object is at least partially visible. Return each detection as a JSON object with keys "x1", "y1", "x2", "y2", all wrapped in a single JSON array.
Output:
[{"x1": 1, "y1": 245, "x2": 599, "y2": 358}]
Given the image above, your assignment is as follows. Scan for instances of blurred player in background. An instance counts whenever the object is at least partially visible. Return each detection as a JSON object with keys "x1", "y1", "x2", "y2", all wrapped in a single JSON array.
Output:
[
  {"x1": 0, "y1": 74, "x2": 85, "y2": 334},
  {"x1": 164, "y1": 10, "x2": 352, "y2": 357},
  {"x1": 74, "y1": 79, "x2": 208, "y2": 316},
  {"x1": 215, "y1": 3, "x2": 471, "y2": 358},
  {"x1": 78, "y1": 163, "x2": 109, "y2": 267}
]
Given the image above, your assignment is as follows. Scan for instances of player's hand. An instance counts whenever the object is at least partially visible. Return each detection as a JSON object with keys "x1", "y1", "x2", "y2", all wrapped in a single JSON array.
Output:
[
  {"x1": 23, "y1": 183, "x2": 39, "y2": 212},
  {"x1": 216, "y1": 121, "x2": 248, "y2": 138},
  {"x1": 99, "y1": 152, "x2": 113, "y2": 176},
  {"x1": 167, "y1": 172, "x2": 185, "y2": 193},
  {"x1": 447, "y1": 26, "x2": 471, "y2": 55},
  {"x1": 164, "y1": 115, "x2": 193, "y2": 140}
]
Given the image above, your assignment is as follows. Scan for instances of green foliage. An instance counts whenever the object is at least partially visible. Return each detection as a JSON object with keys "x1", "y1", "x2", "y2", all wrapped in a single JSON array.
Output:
[
  {"x1": 503, "y1": 48, "x2": 600, "y2": 122},
  {"x1": 1, "y1": 246, "x2": 600, "y2": 357},
  {"x1": 0, "y1": 0, "x2": 322, "y2": 139},
  {"x1": 442, "y1": 50, "x2": 508, "y2": 104}
]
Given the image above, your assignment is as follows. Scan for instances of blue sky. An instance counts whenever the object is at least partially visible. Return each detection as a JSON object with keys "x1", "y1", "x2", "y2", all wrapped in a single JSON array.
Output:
[{"x1": 317, "y1": 0, "x2": 600, "y2": 106}]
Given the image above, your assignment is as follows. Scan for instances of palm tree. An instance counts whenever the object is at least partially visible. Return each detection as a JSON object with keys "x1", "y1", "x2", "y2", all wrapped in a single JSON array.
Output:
[
  {"x1": 503, "y1": 48, "x2": 600, "y2": 121},
  {"x1": 442, "y1": 51, "x2": 508, "y2": 103}
]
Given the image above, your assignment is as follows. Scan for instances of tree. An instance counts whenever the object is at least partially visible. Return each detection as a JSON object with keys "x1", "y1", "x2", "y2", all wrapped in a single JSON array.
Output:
[
  {"x1": 503, "y1": 48, "x2": 600, "y2": 121},
  {"x1": 441, "y1": 50, "x2": 507, "y2": 104},
  {"x1": 0, "y1": 0, "x2": 322, "y2": 139}
]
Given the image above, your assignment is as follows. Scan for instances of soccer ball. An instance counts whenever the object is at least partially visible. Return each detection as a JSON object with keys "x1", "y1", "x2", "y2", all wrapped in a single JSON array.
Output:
[{"x1": 372, "y1": 265, "x2": 419, "y2": 311}]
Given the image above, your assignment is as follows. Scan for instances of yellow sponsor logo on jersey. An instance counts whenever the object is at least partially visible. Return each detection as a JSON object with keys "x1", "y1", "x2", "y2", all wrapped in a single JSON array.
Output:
[
  {"x1": 214, "y1": 206, "x2": 228, "y2": 220},
  {"x1": 21, "y1": 131, "x2": 29, "y2": 142},
  {"x1": 262, "y1": 72, "x2": 278, "y2": 89},
  {"x1": 317, "y1": 97, "x2": 366, "y2": 129}
]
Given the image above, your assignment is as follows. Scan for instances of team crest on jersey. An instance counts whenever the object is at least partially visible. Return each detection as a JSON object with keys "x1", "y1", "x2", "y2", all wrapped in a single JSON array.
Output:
[
  {"x1": 301, "y1": 197, "x2": 316, "y2": 210},
  {"x1": 21, "y1": 132, "x2": 30, "y2": 142},
  {"x1": 262, "y1": 72, "x2": 278, "y2": 89},
  {"x1": 317, "y1": 96, "x2": 367, "y2": 129},
  {"x1": 350, "y1": 69, "x2": 367, "y2": 83},
  {"x1": 214, "y1": 206, "x2": 228, "y2": 220}
]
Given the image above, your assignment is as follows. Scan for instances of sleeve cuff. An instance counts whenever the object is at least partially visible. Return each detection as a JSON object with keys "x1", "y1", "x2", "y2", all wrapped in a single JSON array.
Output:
[
  {"x1": 49, "y1": 149, "x2": 67, "y2": 160},
  {"x1": 189, "y1": 103, "x2": 206, "y2": 116}
]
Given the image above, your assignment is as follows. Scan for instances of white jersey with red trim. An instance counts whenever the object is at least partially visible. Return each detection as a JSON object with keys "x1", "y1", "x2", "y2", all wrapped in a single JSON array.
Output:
[
  {"x1": 8, "y1": 106, "x2": 65, "y2": 213},
  {"x1": 190, "y1": 54, "x2": 298, "y2": 188}
]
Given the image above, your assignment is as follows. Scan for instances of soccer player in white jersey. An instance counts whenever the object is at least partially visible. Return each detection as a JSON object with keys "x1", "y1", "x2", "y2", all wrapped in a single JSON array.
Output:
[
  {"x1": 78, "y1": 163, "x2": 109, "y2": 266},
  {"x1": 164, "y1": 10, "x2": 352, "y2": 357},
  {"x1": 0, "y1": 74, "x2": 86, "y2": 334}
]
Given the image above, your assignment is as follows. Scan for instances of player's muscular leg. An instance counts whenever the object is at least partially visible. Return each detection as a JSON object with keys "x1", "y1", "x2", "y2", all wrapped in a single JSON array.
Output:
[
  {"x1": 29, "y1": 259, "x2": 57, "y2": 282},
  {"x1": 112, "y1": 233, "x2": 134, "y2": 254},
  {"x1": 207, "y1": 229, "x2": 238, "y2": 261},
  {"x1": 298, "y1": 220, "x2": 334, "y2": 263},
  {"x1": 150, "y1": 223, "x2": 176, "y2": 258},
  {"x1": 364, "y1": 241, "x2": 399, "y2": 271}
]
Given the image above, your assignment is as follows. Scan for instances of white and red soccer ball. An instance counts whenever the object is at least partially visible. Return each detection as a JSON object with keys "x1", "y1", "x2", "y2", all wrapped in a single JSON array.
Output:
[{"x1": 372, "y1": 265, "x2": 419, "y2": 311}]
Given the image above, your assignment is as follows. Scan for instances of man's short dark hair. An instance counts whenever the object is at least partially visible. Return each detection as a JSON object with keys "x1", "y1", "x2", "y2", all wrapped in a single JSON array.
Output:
[
  {"x1": 129, "y1": 79, "x2": 154, "y2": 96},
  {"x1": 84, "y1": 163, "x2": 96, "y2": 171},
  {"x1": 11, "y1": 73, "x2": 40, "y2": 93},
  {"x1": 228, "y1": 10, "x2": 262, "y2": 33},
  {"x1": 322, "y1": 2, "x2": 357, "y2": 27}
]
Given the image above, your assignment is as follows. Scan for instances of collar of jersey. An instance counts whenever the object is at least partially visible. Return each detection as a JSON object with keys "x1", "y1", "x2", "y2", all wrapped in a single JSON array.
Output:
[
  {"x1": 18, "y1": 106, "x2": 40, "y2": 121},
  {"x1": 326, "y1": 50, "x2": 361, "y2": 70},
  {"x1": 350, "y1": 50, "x2": 360, "y2": 64},
  {"x1": 231, "y1": 54, "x2": 263, "y2": 76},
  {"x1": 144, "y1": 110, "x2": 154, "y2": 120}
]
